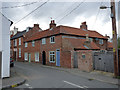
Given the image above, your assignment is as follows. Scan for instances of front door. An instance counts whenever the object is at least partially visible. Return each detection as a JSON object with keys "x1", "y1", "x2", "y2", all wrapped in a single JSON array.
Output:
[
  {"x1": 29, "y1": 53, "x2": 31, "y2": 63},
  {"x1": 14, "y1": 51, "x2": 16, "y2": 61},
  {"x1": 56, "y1": 49, "x2": 60, "y2": 66},
  {"x1": 42, "y1": 51, "x2": 46, "y2": 65}
]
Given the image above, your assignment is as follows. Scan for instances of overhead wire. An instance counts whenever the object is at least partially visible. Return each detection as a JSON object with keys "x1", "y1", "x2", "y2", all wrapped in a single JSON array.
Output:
[
  {"x1": 1, "y1": 1, "x2": 42, "y2": 9},
  {"x1": 14, "y1": 0, "x2": 49, "y2": 25},
  {"x1": 57, "y1": 0, "x2": 85, "y2": 23},
  {"x1": 54, "y1": 2, "x2": 78, "y2": 20},
  {"x1": 91, "y1": 1, "x2": 103, "y2": 29}
]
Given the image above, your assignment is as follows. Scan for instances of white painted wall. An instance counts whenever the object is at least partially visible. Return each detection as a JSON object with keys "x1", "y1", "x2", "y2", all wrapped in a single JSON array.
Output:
[{"x1": 0, "y1": 14, "x2": 11, "y2": 78}]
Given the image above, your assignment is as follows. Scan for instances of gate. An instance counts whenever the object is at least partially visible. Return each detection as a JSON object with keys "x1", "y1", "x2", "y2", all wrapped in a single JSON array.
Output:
[
  {"x1": 73, "y1": 52, "x2": 78, "y2": 68},
  {"x1": 93, "y1": 51, "x2": 114, "y2": 73}
]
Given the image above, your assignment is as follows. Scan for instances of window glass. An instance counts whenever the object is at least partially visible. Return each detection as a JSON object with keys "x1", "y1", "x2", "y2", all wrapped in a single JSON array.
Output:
[
  {"x1": 42, "y1": 38, "x2": 46, "y2": 44},
  {"x1": 50, "y1": 36, "x2": 55, "y2": 43},
  {"x1": 49, "y1": 51, "x2": 55, "y2": 62}
]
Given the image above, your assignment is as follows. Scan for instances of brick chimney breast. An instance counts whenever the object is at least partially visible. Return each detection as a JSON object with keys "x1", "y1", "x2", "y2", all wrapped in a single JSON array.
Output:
[
  {"x1": 50, "y1": 20, "x2": 56, "y2": 29},
  {"x1": 80, "y1": 21, "x2": 87, "y2": 30}
]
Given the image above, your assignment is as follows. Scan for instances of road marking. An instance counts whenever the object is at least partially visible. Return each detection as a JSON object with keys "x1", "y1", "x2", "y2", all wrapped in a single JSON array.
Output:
[
  {"x1": 25, "y1": 84, "x2": 30, "y2": 86},
  {"x1": 28, "y1": 87, "x2": 33, "y2": 89},
  {"x1": 63, "y1": 80, "x2": 85, "y2": 88}
]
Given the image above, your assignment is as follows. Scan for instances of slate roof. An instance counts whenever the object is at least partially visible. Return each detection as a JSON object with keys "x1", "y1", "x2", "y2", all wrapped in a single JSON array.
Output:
[
  {"x1": 25, "y1": 25, "x2": 108, "y2": 42},
  {"x1": 11, "y1": 30, "x2": 26, "y2": 40}
]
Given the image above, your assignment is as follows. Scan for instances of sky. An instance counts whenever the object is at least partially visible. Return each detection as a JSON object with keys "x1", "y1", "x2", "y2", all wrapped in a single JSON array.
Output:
[{"x1": 0, "y1": 0, "x2": 120, "y2": 38}]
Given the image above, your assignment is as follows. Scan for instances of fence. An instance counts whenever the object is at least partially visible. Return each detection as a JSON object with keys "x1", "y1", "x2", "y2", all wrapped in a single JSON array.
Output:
[{"x1": 93, "y1": 51, "x2": 114, "y2": 73}]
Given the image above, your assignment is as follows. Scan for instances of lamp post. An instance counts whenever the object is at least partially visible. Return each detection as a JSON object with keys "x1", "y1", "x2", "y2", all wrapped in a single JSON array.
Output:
[{"x1": 100, "y1": 0, "x2": 118, "y2": 76}]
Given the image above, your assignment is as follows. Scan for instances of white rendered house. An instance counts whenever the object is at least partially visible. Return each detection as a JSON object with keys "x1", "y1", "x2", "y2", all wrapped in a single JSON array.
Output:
[{"x1": 0, "y1": 13, "x2": 13, "y2": 78}]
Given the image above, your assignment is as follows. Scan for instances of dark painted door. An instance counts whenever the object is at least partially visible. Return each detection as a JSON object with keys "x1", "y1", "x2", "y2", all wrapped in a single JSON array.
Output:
[{"x1": 42, "y1": 51, "x2": 46, "y2": 65}]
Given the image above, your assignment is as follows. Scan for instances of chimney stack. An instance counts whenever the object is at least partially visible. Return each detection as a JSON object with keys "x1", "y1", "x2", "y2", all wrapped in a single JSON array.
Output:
[
  {"x1": 80, "y1": 21, "x2": 87, "y2": 30},
  {"x1": 13, "y1": 26, "x2": 18, "y2": 35},
  {"x1": 34, "y1": 24, "x2": 39, "y2": 28},
  {"x1": 49, "y1": 20, "x2": 56, "y2": 29}
]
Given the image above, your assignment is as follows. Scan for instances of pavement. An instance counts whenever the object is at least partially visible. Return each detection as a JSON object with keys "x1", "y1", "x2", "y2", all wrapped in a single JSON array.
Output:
[
  {"x1": 2, "y1": 67, "x2": 26, "y2": 89},
  {"x1": 41, "y1": 64, "x2": 120, "y2": 86}
]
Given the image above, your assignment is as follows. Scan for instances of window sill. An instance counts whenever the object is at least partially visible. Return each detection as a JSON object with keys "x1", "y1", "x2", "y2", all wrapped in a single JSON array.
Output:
[
  {"x1": 50, "y1": 42, "x2": 55, "y2": 44},
  {"x1": 49, "y1": 61, "x2": 55, "y2": 63}
]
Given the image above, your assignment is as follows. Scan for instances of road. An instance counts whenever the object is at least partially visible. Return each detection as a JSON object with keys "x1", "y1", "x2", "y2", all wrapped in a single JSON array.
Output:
[{"x1": 14, "y1": 61, "x2": 118, "y2": 89}]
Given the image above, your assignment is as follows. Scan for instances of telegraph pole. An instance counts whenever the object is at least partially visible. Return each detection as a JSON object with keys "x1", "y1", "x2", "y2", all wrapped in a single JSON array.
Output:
[{"x1": 111, "y1": 0, "x2": 118, "y2": 77}]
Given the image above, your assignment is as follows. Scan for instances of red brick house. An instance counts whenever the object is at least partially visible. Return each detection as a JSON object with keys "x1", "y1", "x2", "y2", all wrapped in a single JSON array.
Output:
[
  {"x1": 23, "y1": 20, "x2": 109, "y2": 68},
  {"x1": 10, "y1": 24, "x2": 41, "y2": 62},
  {"x1": 10, "y1": 30, "x2": 26, "y2": 61}
]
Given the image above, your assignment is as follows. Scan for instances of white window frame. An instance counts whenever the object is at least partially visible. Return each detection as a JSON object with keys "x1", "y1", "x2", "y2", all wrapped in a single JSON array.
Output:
[
  {"x1": 42, "y1": 38, "x2": 46, "y2": 44},
  {"x1": 24, "y1": 53, "x2": 28, "y2": 61},
  {"x1": 50, "y1": 36, "x2": 55, "y2": 43},
  {"x1": 14, "y1": 39, "x2": 17, "y2": 46},
  {"x1": 19, "y1": 38, "x2": 21, "y2": 45},
  {"x1": 35, "y1": 52, "x2": 39, "y2": 62},
  {"x1": 19, "y1": 48, "x2": 21, "y2": 58},
  {"x1": 25, "y1": 42, "x2": 28, "y2": 47},
  {"x1": 49, "y1": 51, "x2": 55, "y2": 63},
  {"x1": 99, "y1": 39, "x2": 103, "y2": 45},
  {"x1": 82, "y1": 54, "x2": 85, "y2": 59},
  {"x1": 32, "y1": 41, "x2": 35, "y2": 47}
]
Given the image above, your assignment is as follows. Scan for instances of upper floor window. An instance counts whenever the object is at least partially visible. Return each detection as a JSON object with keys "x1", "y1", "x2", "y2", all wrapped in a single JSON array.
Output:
[
  {"x1": 99, "y1": 39, "x2": 103, "y2": 45},
  {"x1": 42, "y1": 38, "x2": 46, "y2": 44},
  {"x1": 19, "y1": 38, "x2": 21, "y2": 45},
  {"x1": 14, "y1": 39, "x2": 17, "y2": 46},
  {"x1": 32, "y1": 41, "x2": 35, "y2": 47},
  {"x1": 50, "y1": 36, "x2": 55, "y2": 43},
  {"x1": 25, "y1": 42, "x2": 28, "y2": 47}
]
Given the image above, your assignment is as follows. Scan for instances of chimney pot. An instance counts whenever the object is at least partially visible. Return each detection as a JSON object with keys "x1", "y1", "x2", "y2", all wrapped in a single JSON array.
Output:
[
  {"x1": 80, "y1": 21, "x2": 87, "y2": 30},
  {"x1": 50, "y1": 20, "x2": 56, "y2": 29},
  {"x1": 34, "y1": 24, "x2": 39, "y2": 28}
]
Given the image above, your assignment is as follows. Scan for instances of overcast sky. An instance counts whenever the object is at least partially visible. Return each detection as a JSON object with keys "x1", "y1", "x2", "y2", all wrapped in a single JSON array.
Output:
[{"x1": 0, "y1": 0, "x2": 120, "y2": 38}]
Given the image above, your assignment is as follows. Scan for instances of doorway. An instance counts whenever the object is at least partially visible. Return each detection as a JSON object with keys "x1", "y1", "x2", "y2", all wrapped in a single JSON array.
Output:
[
  {"x1": 42, "y1": 51, "x2": 46, "y2": 65},
  {"x1": 56, "y1": 49, "x2": 60, "y2": 66},
  {"x1": 28, "y1": 53, "x2": 31, "y2": 63},
  {"x1": 14, "y1": 51, "x2": 16, "y2": 61}
]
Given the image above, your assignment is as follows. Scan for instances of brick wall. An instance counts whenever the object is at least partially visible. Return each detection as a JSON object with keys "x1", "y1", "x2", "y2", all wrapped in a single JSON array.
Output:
[
  {"x1": 10, "y1": 37, "x2": 24, "y2": 62},
  {"x1": 40, "y1": 35, "x2": 62, "y2": 66},
  {"x1": 60, "y1": 51, "x2": 72, "y2": 68},
  {"x1": 72, "y1": 50, "x2": 93, "y2": 72}
]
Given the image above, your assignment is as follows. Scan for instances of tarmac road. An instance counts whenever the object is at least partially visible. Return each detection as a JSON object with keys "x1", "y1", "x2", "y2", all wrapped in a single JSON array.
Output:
[{"x1": 14, "y1": 61, "x2": 118, "y2": 89}]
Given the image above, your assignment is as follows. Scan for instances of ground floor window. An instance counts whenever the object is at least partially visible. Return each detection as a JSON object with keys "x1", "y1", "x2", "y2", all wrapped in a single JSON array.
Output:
[
  {"x1": 19, "y1": 48, "x2": 21, "y2": 58},
  {"x1": 35, "y1": 52, "x2": 39, "y2": 62},
  {"x1": 49, "y1": 51, "x2": 55, "y2": 63},
  {"x1": 24, "y1": 53, "x2": 28, "y2": 61}
]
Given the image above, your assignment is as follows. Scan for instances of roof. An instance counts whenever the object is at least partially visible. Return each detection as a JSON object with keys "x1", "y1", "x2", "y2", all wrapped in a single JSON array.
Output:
[
  {"x1": 108, "y1": 42, "x2": 113, "y2": 48},
  {"x1": 25, "y1": 25, "x2": 108, "y2": 42},
  {"x1": 63, "y1": 38, "x2": 100, "y2": 50},
  {"x1": 11, "y1": 30, "x2": 26, "y2": 40}
]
